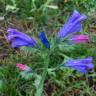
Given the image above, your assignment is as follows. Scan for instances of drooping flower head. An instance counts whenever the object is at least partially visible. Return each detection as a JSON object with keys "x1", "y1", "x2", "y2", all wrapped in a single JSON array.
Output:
[
  {"x1": 57, "y1": 10, "x2": 87, "y2": 39},
  {"x1": 65, "y1": 57, "x2": 94, "y2": 74},
  {"x1": 68, "y1": 35, "x2": 89, "y2": 44},
  {"x1": 16, "y1": 63, "x2": 31, "y2": 72},
  {"x1": 7, "y1": 28, "x2": 37, "y2": 48},
  {"x1": 38, "y1": 32, "x2": 50, "y2": 49}
]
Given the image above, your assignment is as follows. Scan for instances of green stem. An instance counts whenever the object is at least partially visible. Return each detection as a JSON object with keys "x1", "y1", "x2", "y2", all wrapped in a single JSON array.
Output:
[
  {"x1": 50, "y1": 53, "x2": 71, "y2": 71},
  {"x1": 59, "y1": 53, "x2": 70, "y2": 60},
  {"x1": 35, "y1": 52, "x2": 49, "y2": 96}
]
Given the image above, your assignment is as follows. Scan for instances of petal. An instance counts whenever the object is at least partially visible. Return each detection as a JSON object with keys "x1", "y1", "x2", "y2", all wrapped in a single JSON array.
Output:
[
  {"x1": 67, "y1": 23, "x2": 82, "y2": 34},
  {"x1": 38, "y1": 32, "x2": 50, "y2": 49},
  {"x1": 86, "y1": 63, "x2": 94, "y2": 69},
  {"x1": 57, "y1": 20, "x2": 82, "y2": 38},
  {"x1": 57, "y1": 10, "x2": 87, "y2": 38},
  {"x1": 73, "y1": 66, "x2": 87, "y2": 74},
  {"x1": 16, "y1": 63, "x2": 31, "y2": 72},
  {"x1": 8, "y1": 35, "x2": 37, "y2": 47},
  {"x1": 11, "y1": 38, "x2": 33, "y2": 48},
  {"x1": 65, "y1": 60, "x2": 87, "y2": 74},
  {"x1": 7, "y1": 28, "x2": 37, "y2": 48},
  {"x1": 65, "y1": 57, "x2": 94, "y2": 74},
  {"x1": 7, "y1": 28, "x2": 24, "y2": 35},
  {"x1": 7, "y1": 35, "x2": 31, "y2": 42},
  {"x1": 68, "y1": 34, "x2": 89, "y2": 43},
  {"x1": 68, "y1": 10, "x2": 81, "y2": 23},
  {"x1": 74, "y1": 14, "x2": 87, "y2": 24},
  {"x1": 66, "y1": 59, "x2": 81, "y2": 66},
  {"x1": 81, "y1": 57, "x2": 93, "y2": 64},
  {"x1": 7, "y1": 28, "x2": 33, "y2": 42}
]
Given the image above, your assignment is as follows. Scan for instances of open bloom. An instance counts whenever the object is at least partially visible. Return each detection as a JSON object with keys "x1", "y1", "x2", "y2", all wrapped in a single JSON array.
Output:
[
  {"x1": 57, "y1": 10, "x2": 87, "y2": 38},
  {"x1": 65, "y1": 57, "x2": 94, "y2": 74},
  {"x1": 7, "y1": 28, "x2": 37, "y2": 48},
  {"x1": 16, "y1": 63, "x2": 31, "y2": 72},
  {"x1": 38, "y1": 32, "x2": 50, "y2": 49},
  {"x1": 68, "y1": 35, "x2": 89, "y2": 43}
]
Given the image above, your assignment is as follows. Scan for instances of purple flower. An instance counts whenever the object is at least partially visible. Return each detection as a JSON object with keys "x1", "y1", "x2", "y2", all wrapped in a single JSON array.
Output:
[
  {"x1": 57, "y1": 10, "x2": 87, "y2": 38},
  {"x1": 65, "y1": 57, "x2": 94, "y2": 74},
  {"x1": 38, "y1": 32, "x2": 50, "y2": 49},
  {"x1": 7, "y1": 28, "x2": 37, "y2": 48},
  {"x1": 68, "y1": 35, "x2": 89, "y2": 44}
]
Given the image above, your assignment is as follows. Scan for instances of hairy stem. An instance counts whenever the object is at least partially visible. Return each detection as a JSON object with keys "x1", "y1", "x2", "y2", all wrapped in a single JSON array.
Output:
[{"x1": 35, "y1": 52, "x2": 49, "y2": 96}]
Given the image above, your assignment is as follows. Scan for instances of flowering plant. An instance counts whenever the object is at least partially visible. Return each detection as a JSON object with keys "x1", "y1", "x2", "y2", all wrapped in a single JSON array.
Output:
[{"x1": 7, "y1": 10, "x2": 94, "y2": 96}]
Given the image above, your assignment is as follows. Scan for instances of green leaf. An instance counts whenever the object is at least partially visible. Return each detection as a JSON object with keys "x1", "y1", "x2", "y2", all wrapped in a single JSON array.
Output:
[
  {"x1": 6, "y1": 5, "x2": 19, "y2": 12},
  {"x1": 34, "y1": 75, "x2": 42, "y2": 89},
  {"x1": 20, "y1": 47, "x2": 38, "y2": 54},
  {"x1": 58, "y1": 43, "x2": 75, "y2": 52},
  {"x1": 0, "y1": 80, "x2": 5, "y2": 92},
  {"x1": 20, "y1": 71, "x2": 33, "y2": 80},
  {"x1": 47, "y1": 68, "x2": 56, "y2": 76}
]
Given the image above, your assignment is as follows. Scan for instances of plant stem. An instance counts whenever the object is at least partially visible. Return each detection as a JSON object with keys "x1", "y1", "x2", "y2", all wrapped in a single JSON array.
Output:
[{"x1": 35, "y1": 52, "x2": 49, "y2": 96}]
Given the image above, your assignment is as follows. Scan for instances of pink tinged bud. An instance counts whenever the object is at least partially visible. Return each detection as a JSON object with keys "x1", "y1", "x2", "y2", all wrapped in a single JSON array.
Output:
[
  {"x1": 16, "y1": 63, "x2": 31, "y2": 71},
  {"x1": 69, "y1": 35, "x2": 89, "y2": 44}
]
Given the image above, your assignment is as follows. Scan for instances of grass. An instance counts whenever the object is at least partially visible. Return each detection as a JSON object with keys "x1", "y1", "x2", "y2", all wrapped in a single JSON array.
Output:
[
  {"x1": 0, "y1": 0, "x2": 96, "y2": 96},
  {"x1": 0, "y1": 47, "x2": 96, "y2": 96},
  {"x1": 1, "y1": 44, "x2": 96, "y2": 96}
]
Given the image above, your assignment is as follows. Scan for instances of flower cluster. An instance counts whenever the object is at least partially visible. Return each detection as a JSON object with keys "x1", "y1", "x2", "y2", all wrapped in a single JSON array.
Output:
[
  {"x1": 7, "y1": 10, "x2": 94, "y2": 74},
  {"x1": 7, "y1": 28, "x2": 50, "y2": 49}
]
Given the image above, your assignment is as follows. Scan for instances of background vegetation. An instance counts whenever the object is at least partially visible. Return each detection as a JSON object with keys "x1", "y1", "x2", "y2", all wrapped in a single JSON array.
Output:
[{"x1": 0, "y1": 0, "x2": 96, "y2": 96}]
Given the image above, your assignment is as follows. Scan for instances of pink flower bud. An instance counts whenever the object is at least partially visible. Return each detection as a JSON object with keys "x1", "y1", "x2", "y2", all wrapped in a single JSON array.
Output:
[
  {"x1": 69, "y1": 35, "x2": 89, "y2": 44},
  {"x1": 16, "y1": 63, "x2": 31, "y2": 71}
]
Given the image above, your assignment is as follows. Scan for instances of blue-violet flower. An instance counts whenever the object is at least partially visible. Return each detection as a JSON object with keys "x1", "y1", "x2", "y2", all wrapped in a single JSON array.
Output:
[
  {"x1": 38, "y1": 32, "x2": 50, "y2": 49},
  {"x1": 65, "y1": 57, "x2": 94, "y2": 74},
  {"x1": 7, "y1": 28, "x2": 37, "y2": 48},
  {"x1": 57, "y1": 10, "x2": 87, "y2": 38}
]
